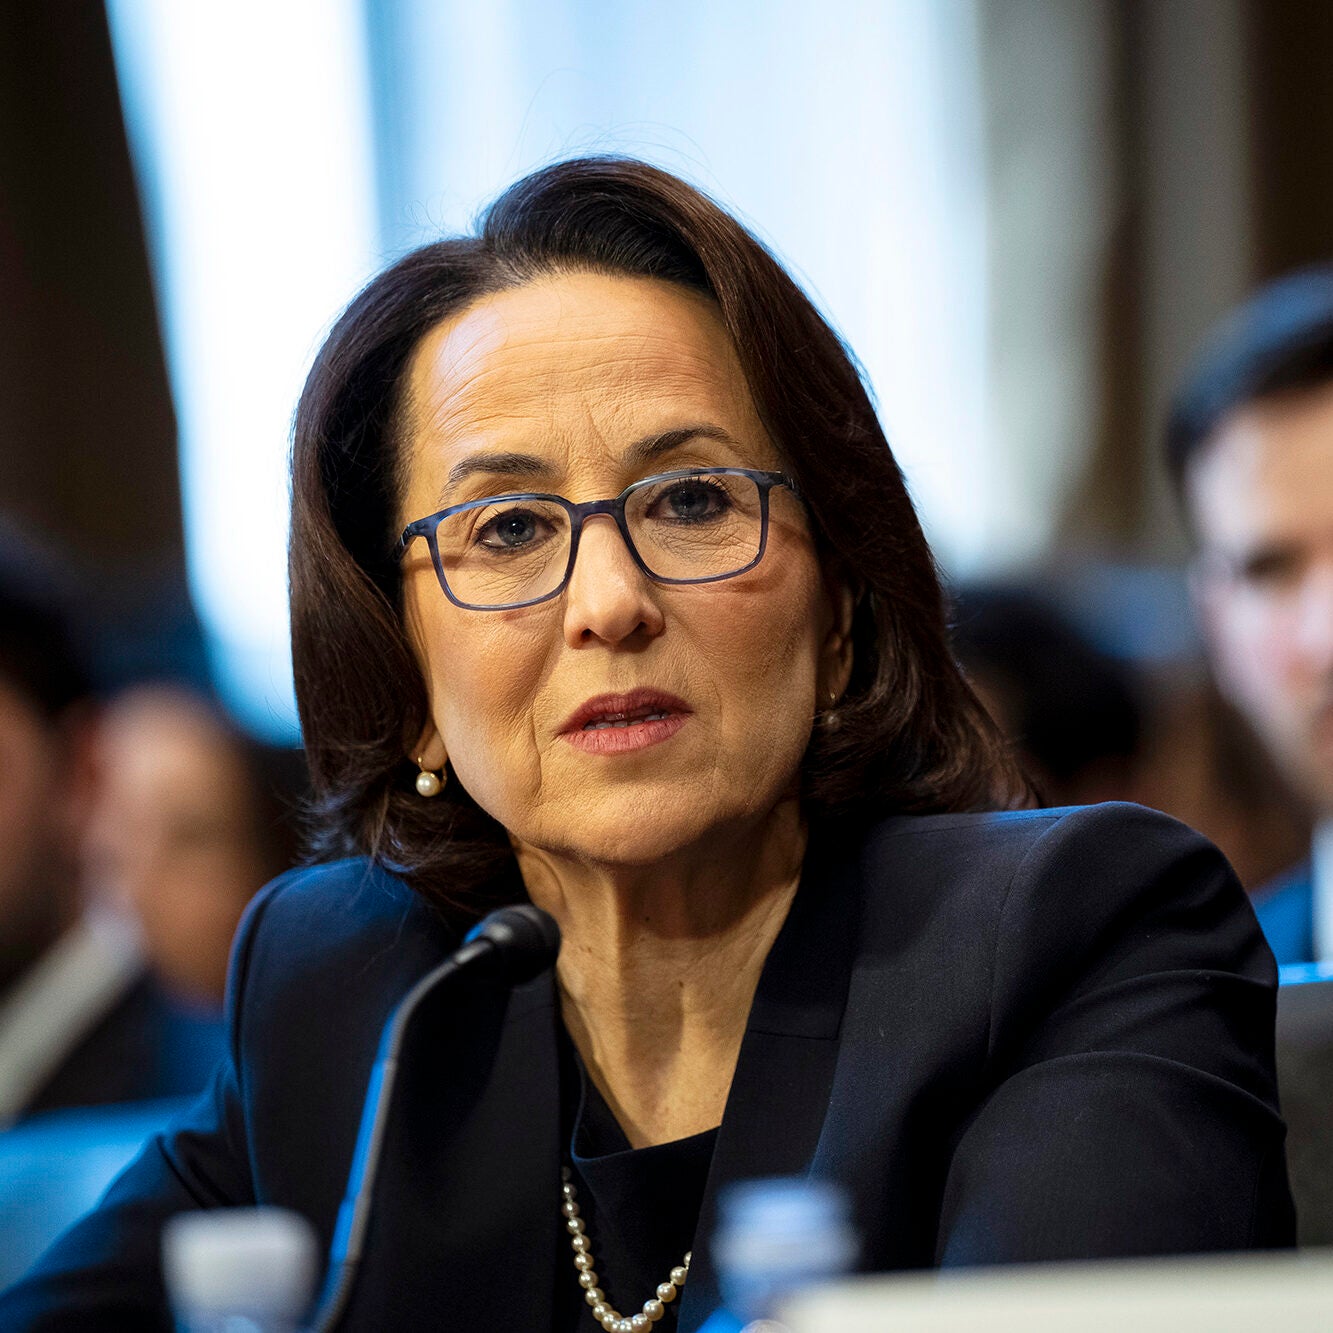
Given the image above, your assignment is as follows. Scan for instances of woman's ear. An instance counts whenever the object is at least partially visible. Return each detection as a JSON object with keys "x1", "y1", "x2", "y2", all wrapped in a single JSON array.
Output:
[
  {"x1": 411, "y1": 721, "x2": 448, "y2": 771},
  {"x1": 821, "y1": 568, "x2": 858, "y2": 701}
]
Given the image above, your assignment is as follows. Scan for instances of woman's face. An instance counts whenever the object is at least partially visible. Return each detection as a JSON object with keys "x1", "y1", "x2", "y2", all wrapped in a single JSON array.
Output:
[{"x1": 398, "y1": 272, "x2": 852, "y2": 867}]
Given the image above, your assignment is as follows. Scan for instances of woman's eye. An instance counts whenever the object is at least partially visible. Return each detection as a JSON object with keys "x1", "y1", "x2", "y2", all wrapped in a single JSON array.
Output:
[
  {"x1": 659, "y1": 480, "x2": 728, "y2": 522},
  {"x1": 478, "y1": 509, "x2": 542, "y2": 548}
]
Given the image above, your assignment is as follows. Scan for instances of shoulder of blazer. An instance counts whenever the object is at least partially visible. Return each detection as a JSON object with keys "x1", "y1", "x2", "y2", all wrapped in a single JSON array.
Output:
[
  {"x1": 225, "y1": 858, "x2": 461, "y2": 1053},
  {"x1": 858, "y1": 800, "x2": 1214, "y2": 876},
  {"x1": 844, "y1": 801, "x2": 1234, "y2": 965},
  {"x1": 840, "y1": 801, "x2": 1262, "y2": 1085},
  {"x1": 240, "y1": 855, "x2": 456, "y2": 964}
]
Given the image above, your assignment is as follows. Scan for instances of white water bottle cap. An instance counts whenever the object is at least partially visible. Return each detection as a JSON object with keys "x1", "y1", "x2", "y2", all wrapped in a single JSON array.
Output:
[{"x1": 162, "y1": 1207, "x2": 318, "y2": 1322}]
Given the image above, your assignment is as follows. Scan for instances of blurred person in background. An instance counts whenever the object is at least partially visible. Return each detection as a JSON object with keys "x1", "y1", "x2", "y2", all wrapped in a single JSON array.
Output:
[
  {"x1": 0, "y1": 525, "x2": 219, "y2": 1122},
  {"x1": 951, "y1": 583, "x2": 1145, "y2": 807},
  {"x1": 1133, "y1": 675, "x2": 1312, "y2": 899},
  {"x1": 953, "y1": 576, "x2": 1309, "y2": 894},
  {"x1": 1168, "y1": 268, "x2": 1333, "y2": 965},
  {"x1": 84, "y1": 684, "x2": 307, "y2": 1008}
]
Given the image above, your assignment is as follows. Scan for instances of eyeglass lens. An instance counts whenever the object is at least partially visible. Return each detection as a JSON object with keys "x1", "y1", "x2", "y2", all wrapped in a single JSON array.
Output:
[{"x1": 433, "y1": 472, "x2": 766, "y2": 608}]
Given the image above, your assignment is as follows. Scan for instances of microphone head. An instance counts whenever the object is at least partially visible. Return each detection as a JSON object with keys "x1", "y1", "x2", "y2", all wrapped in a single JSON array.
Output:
[{"x1": 462, "y1": 904, "x2": 560, "y2": 983}]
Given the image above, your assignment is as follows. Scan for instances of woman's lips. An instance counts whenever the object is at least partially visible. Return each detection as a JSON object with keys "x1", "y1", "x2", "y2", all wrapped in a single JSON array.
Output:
[{"x1": 560, "y1": 690, "x2": 691, "y2": 755}]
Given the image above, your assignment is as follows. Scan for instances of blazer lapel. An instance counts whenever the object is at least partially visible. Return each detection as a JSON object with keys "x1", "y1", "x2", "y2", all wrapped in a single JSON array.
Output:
[
  {"x1": 346, "y1": 968, "x2": 563, "y2": 1327},
  {"x1": 678, "y1": 829, "x2": 859, "y2": 1331}
]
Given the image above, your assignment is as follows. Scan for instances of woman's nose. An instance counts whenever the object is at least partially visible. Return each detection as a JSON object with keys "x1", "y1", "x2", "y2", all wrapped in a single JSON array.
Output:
[{"x1": 561, "y1": 515, "x2": 665, "y2": 647}]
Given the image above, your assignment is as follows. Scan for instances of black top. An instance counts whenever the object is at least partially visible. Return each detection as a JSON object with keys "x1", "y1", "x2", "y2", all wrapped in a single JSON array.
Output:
[
  {"x1": 0, "y1": 804, "x2": 1296, "y2": 1331},
  {"x1": 555, "y1": 1029, "x2": 717, "y2": 1331}
]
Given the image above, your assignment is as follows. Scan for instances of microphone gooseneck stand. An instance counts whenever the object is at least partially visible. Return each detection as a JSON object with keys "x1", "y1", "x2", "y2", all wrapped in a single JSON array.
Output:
[{"x1": 305, "y1": 904, "x2": 561, "y2": 1332}]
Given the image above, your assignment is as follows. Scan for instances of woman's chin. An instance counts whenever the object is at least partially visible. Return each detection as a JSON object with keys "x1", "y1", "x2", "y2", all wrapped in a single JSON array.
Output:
[
  {"x1": 546, "y1": 811, "x2": 717, "y2": 869},
  {"x1": 515, "y1": 782, "x2": 800, "y2": 874}
]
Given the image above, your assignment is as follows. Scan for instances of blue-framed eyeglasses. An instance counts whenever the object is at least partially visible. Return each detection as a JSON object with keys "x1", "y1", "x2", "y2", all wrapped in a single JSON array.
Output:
[{"x1": 398, "y1": 467, "x2": 796, "y2": 611}]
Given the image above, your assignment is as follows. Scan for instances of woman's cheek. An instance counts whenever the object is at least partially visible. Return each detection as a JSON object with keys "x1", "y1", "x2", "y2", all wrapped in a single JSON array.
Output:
[{"x1": 440, "y1": 664, "x2": 547, "y2": 810}]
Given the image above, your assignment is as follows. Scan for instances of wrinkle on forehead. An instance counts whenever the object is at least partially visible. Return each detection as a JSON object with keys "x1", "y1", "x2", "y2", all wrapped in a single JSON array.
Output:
[
  {"x1": 415, "y1": 270, "x2": 741, "y2": 410},
  {"x1": 397, "y1": 274, "x2": 767, "y2": 522}
]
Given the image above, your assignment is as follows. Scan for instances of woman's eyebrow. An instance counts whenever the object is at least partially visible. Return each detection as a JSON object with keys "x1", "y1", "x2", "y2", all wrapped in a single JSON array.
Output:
[
  {"x1": 624, "y1": 424, "x2": 741, "y2": 464},
  {"x1": 438, "y1": 425, "x2": 741, "y2": 501},
  {"x1": 443, "y1": 451, "x2": 551, "y2": 491}
]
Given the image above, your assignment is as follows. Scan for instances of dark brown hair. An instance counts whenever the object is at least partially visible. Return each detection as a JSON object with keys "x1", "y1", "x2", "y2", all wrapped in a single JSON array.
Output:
[
  {"x1": 290, "y1": 157, "x2": 1028, "y2": 918},
  {"x1": 1167, "y1": 266, "x2": 1333, "y2": 517}
]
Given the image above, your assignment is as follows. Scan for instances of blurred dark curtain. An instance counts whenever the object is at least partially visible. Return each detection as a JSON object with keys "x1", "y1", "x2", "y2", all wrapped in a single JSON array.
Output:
[
  {"x1": 0, "y1": 2, "x2": 181, "y2": 574},
  {"x1": 1247, "y1": 1, "x2": 1333, "y2": 280}
]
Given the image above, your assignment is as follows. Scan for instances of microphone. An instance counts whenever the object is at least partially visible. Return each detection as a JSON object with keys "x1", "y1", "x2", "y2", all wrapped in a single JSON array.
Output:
[
  {"x1": 454, "y1": 903, "x2": 563, "y2": 985},
  {"x1": 306, "y1": 904, "x2": 560, "y2": 1331}
]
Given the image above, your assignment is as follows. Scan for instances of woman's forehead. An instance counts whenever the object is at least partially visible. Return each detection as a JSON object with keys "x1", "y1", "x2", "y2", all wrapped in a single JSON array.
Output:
[{"x1": 400, "y1": 273, "x2": 762, "y2": 458}]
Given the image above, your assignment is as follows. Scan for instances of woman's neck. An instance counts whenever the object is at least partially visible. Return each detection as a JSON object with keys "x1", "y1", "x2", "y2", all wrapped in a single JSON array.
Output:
[{"x1": 513, "y1": 802, "x2": 806, "y2": 1147}]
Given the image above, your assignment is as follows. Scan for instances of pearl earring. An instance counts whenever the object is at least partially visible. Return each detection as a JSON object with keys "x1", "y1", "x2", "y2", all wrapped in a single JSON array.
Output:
[
  {"x1": 415, "y1": 756, "x2": 445, "y2": 798},
  {"x1": 823, "y1": 688, "x2": 841, "y2": 729}
]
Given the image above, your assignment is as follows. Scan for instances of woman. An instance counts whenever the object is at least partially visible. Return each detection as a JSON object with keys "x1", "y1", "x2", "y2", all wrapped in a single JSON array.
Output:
[{"x1": 1, "y1": 158, "x2": 1292, "y2": 1330}]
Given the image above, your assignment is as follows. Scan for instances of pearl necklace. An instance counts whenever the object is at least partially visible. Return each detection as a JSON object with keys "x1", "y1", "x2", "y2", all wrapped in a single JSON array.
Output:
[{"x1": 562, "y1": 1166, "x2": 691, "y2": 1331}]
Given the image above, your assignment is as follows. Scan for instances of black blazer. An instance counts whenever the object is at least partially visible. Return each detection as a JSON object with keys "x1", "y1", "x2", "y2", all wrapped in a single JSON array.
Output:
[{"x1": 0, "y1": 803, "x2": 1295, "y2": 1330}]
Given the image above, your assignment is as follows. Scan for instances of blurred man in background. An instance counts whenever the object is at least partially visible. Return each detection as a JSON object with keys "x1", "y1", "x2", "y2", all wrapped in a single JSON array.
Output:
[
  {"x1": 1168, "y1": 269, "x2": 1333, "y2": 965},
  {"x1": 0, "y1": 524, "x2": 223, "y2": 1122},
  {"x1": 84, "y1": 683, "x2": 304, "y2": 1008}
]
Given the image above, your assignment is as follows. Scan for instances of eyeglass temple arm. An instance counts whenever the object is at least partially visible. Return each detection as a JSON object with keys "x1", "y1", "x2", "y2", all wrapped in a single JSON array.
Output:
[{"x1": 396, "y1": 518, "x2": 432, "y2": 561}]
